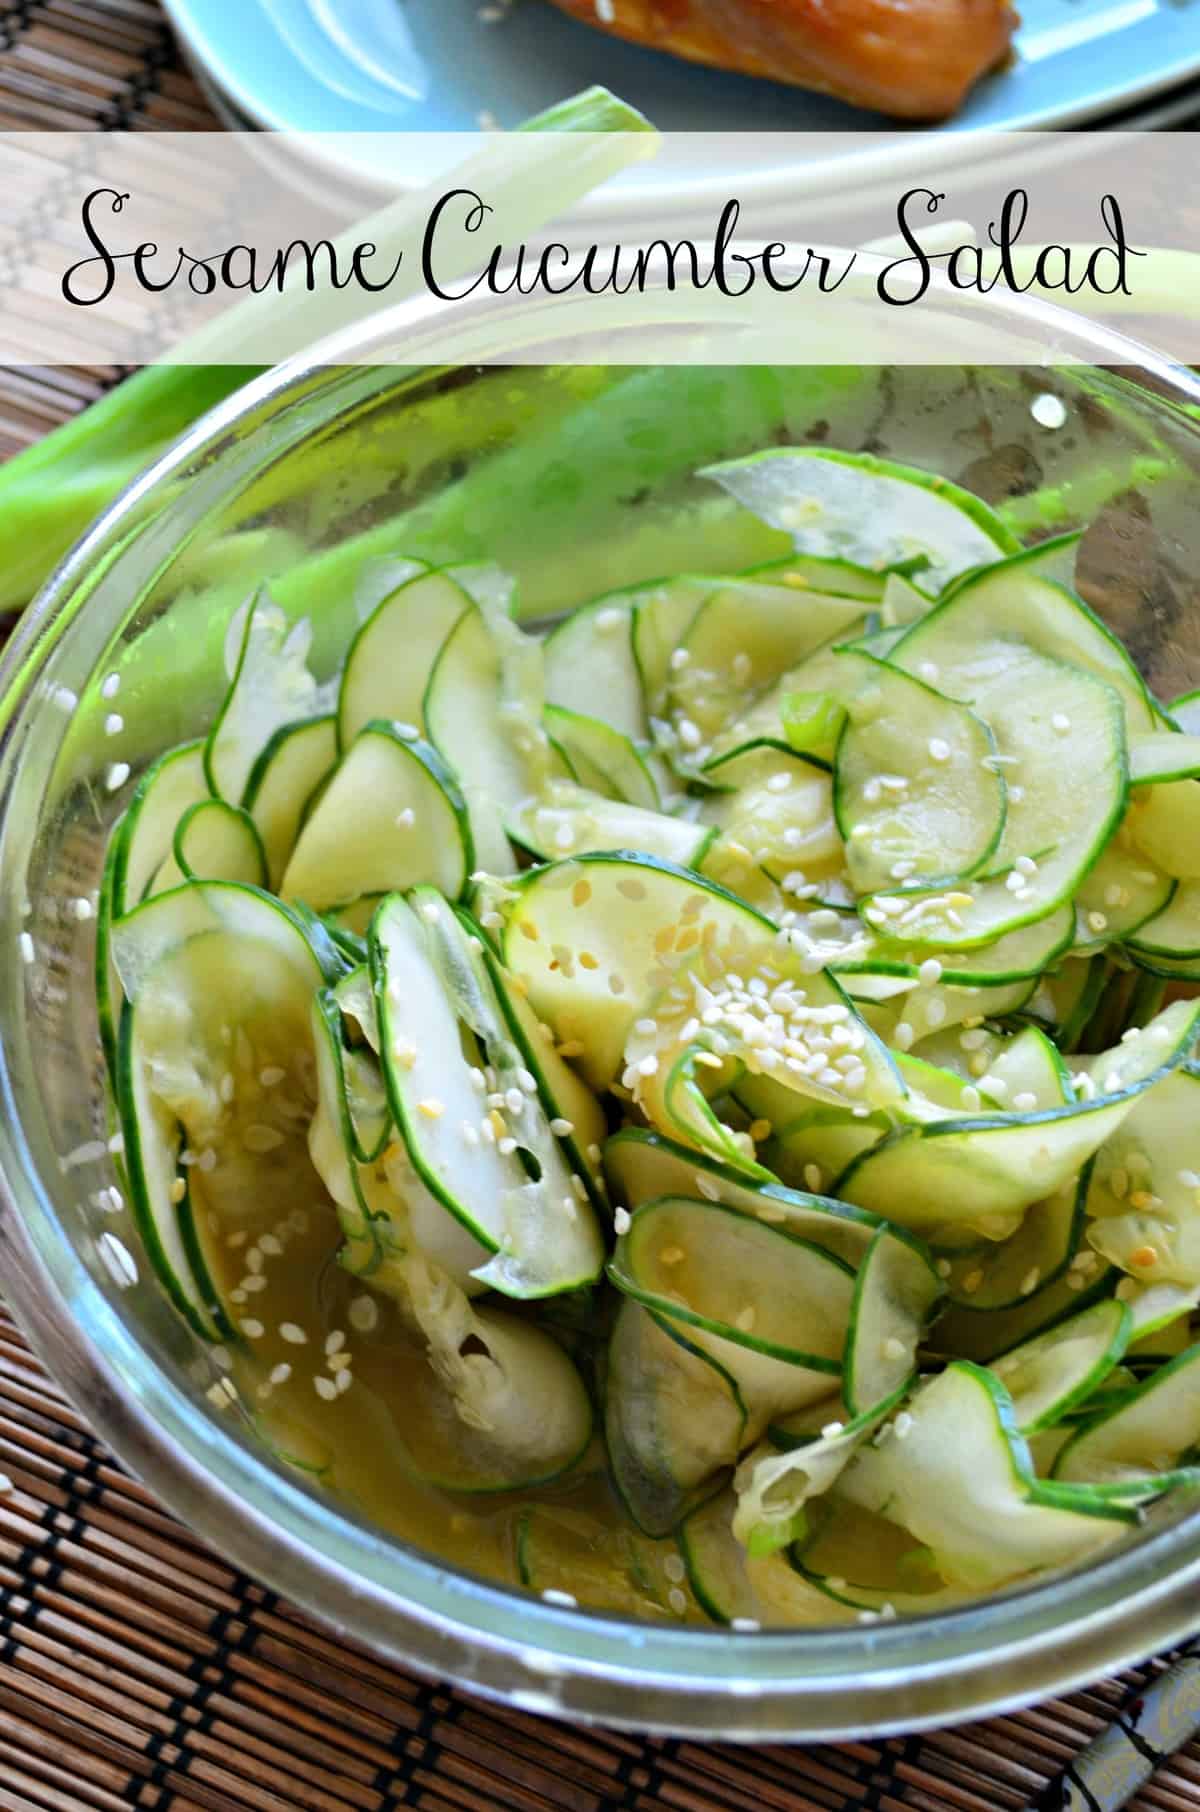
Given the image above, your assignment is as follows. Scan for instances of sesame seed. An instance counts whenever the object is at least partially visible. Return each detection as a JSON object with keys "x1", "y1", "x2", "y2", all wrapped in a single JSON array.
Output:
[
  {"x1": 17, "y1": 932, "x2": 34, "y2": 964},
  {"x1": 315, "y1": 1376, "x2": 338, "y2": 1401},
  {"x1": 51, "y1": 685, "x2": 77, "y2": 711},
  {"x1": 269, "y1": 1363, "x2": 292, "y2": 1385},
  {"x1": 677, "y1": 719, "x2": 703, "y2": 751},
  {"x1": 279, "y1": 1323, "x2": 307, "y2": 1345},
  {"x1": 961, "y1": 1086, "x2": 982, "y2": 1112},
  {"x1": 595, "y1": 608, "x2": 624, "y2": 631},
  {"x1": 918, "y1": 661, "x2": 939, "y2": 683},
  {"x1": 1051, "y1": 713, "x2": 1071, "y2": 734},
  {"x1": 1012, "y1": 1091, "x2": 1038, "y2": 1112},
  {"x1": 104, "y1": 712, "x2": 124, "y2": 736},
  {"x1": 542, "y1": 1588, "x2": 577, "y2": 1607},
  {"x1": 893, "y1": 1022, "x2": 915, "y2": 1051},
  {"x1": 927, "y1": 737, "x2": 951, "y2": 763},
  {"x1": 918, "y1": 958, "x2": 942, "y2": 987},
  {"x1": 668, "y1": 1588, "x2": 688, "y2": 1615},
  {"x1": 736, "y1": 1306, "x2": 757, "y2": 1332},
  {"x1": 1015, "y1": 855, "x2": 1037, "y2": 876},
  {"x1": 240, "y1": 1318, "x2": 265, "y2": 1339},
  {"x1": 349, "y1": 1295, "x2": 379, "y2": 1334},
  {"x1": 244, "y1": 1124, "x2": 284, "y2": 1153},
  {"x1": 549, "y1": 1118, "x2": 574, "y2": 1137},
  {"x1": 1021, "y1": 1266, "x2": 1041, "y2": 1294},
  {"x1": 883, "y1": 1336, "x2": 907, "y2": 1361},
  {"x1": 101, "y1": 672, "x2": 120, "y2": 699},
  {"x1": 420, "y1": 902, "x2": 440, "y2": 924},
  {"x1": 169, "y1": 1178, "x2": 186, "y2": 1204},
  {"x1": 106, "y1": 762, "x2": 130, "y2": 792},
  {"x1": 803, "y1": 1163, "x2": 823, "y2": 1192},
  {"x1": 695, "y1": 1174, "x2": 721, "y2": 1201},
  {"x1": 767, "y1": 771, "x2": 792, "y2": 794},
  {"x1": 669, "y1": 647, "x2": 690, "y2": 671},
  {"x1": 613, "y1": 1207, "x2": 631, "y2": 1235},
  {"x1": 259, "y1": 1066, "x2": 285, "y2": 1087},
  {"x1": 894, "y1": 1412, "x2": 914, "y2": 1439},
  {"x1": 418, "y1": 1099, "x2": 445, "y2": 1119},
  {"x1": 821, "y1": 1420, "x2": 845, "y2": 1438},
  {"x1": 1087, "y1": 911, "x2": 1108, "y2": 933},
  {"x1": 395, "y1": 807, "x2": 416, "y2": 829}
]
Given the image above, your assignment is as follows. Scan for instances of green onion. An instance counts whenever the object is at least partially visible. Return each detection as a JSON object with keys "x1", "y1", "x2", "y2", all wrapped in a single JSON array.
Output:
[
  {"x1": 0, "y1": 86, "x2": 655, "y2": 615},
  {"x1": 782, "y1": 691, "x2": 848, "y2": 754}
]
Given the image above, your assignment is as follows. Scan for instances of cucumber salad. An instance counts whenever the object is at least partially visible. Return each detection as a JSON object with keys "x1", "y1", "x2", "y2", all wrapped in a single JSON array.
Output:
[{"x1": 97, "y1": 446, "x2": 1200, "y2": 1628}]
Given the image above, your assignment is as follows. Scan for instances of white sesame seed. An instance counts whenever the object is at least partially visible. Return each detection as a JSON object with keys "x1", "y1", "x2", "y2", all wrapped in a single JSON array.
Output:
[
  {"x1": 669, "y1": 647, "x2": 690, "y2": 671},
  {"x1": 894, "y1": 1412, "x2": 914, "y2": 1440},
  {"x1": 1015, "y1": 855, "x2": 1037, "y2": 876},
  {"x1": 541, "y1": 1588, "x2": 577, "y2": 1607},
  {"x1": 315, "y1": 1376, "x2": 338, "y2": 1401},
  {"x1": 100, "y1": 672, "x2": 120, "y2": 699},
  {"x1": 677, "y1": 719, "x2": 703, "y2": 751},
  {"x1": 893, "y1": 1021, "x2": 915, "y2": 1051},
  {"x1": 395, "y1": 806, "x2": 416, "y2": 829},
  {"x1": 279, "y1": 1323, "x2": 307, "y2": 1345},
  {"x1": 104, "y1": 713, "x2": 123, "y2": 737},
  {"x1": 595, "y1": 608, "x2": 623, "y2": 631},
  {"x1": 918, "y1": 958, "x2": 942, "y2": 987},
  {"x1": 1087, "y1": 911, "x2": 1108, "y2": 933},
  {"x1": 240, "y1": 1318, "x2": 265, "y2": 1339},
  {"x1": 269, "y1": 1363, "x2": 292, "y2": 1385},
  {"x1": 105, "y1": 762, "x2": 130, "y2": 792},
  {"x1": 18, "y1": 932, "x2": 34, "y2": 964},
  {"x1": 927, "y1": 737, "x2": 951, "y2": 763},
  {"x1": 821, "y1": 1420, "x2": 845, "y2": 1439},
  {"x1": 1051, "y1": 713, "x2": 1071, "y2": 734},
  {"x1": 1013, "y1": 1091, "x2": 1038, "y2": 1112},
  {"x1": 961, "y1": 1086, "x2": 982, "y2": 1112},
  {"x1": 613, "y1": 1207, "x2": 631, "y2": 1235},
  {"x1": 51, "y1": 685, "x2": 78, "y2": 711},
  {"x1": 767, "y1": 771, "x2": 792, "y2": 794},
  {"x1": 349, "y1": 1295, "x2": 379, "y2": 1334}
]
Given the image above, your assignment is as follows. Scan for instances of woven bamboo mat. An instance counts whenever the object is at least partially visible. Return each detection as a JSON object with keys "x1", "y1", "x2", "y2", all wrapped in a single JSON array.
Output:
[{"x1": 3, "y1": 6, "x2": 1200, "y2": 1809}]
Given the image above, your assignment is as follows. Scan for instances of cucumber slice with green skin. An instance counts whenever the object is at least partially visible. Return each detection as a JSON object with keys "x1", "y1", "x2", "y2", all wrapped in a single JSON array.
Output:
[
  {"x1": 309, "y1": 989, "x2": 392, "y2": 1276},
  {"x1": 338, "y1": 570, "x2": 473, "y2": 750},
  {"x1": 280, "y1": 724, "x2": 471, "y2": 912},
  {"x1": 1126, "y1": 780, "x2": 1200, "y2": 882},
  {"x1": 424, "y1": 601, "x2": 556, "y2": 875},
  {"x1": 478, "y1": 932, "x2": 608, "y2": 1215},
  {"x1": 901, "y1": 550, "x2": 1158, "y2": 737},
  {"x1": 697, "y1": 748, "x2": 841, "y2": 887},
  {"x1": 866, "y1": 651, "x2": 1126, "y2": 951},
  {"x1": 114, "y1": 887, "x2": 330, "y2": 1343},
  {"x1": 542, "y1": 705, "x2": 660, "y2": 810},
  {"x1": 243, "y1": 715, "x2": 337, "y2": 890},
  {"x1": 670, "y1": 579, "x2": 868, "y2": 744},
  {"x1": 1025, "y1": 955, "x2": 1108, "y2": 1051},
  {"x1": 1170, "y1": 689, "x2": 1200, "y2": 736},
  {"x1": 680, "y1": 1489, "x2": 854, "y2": 1627},
  {"x1": 118, "y1": 1004, "x2": 230, "y2": 1343},
  {"x1": 543, "y1": 595, "x2": 646, "y2": 743},
  {"x1": 501, "y1": 851, "x2": 887, "y2": 1095},
  {"x1": 793, "y1": 1496, "x2": 969, "y2": 1616},
  {"x1": 880, "y1": 571, "x2": 933, "y2": 628},
  {"x1": 1085, "y1": 1068, "x2": 1200, "y2": 1287},
  {"x1": 206, "y1": 593, "x2": 319, "y2": 806},
  {"x1": 604, "y1": 1298, "x2": 747, "y2": 1538},
  {"x1": 702, "y1": 449, "x2": 1018, "y2": 597},
  {"x1": 939, "y1": 1173, "x2": 1089, "y2": 1313},
  {"x1": 836, "y1": 911, "x2": 1075, "y2": 997},
  {"x1": 931, "y1": 1257, "x2": 1117, "y2": 1365},
  {"x1": 328, "y1": 969, "x2": 390, "y2": 1163},
  {"x1": 632, "y1": 575, "x2": 725, "y2": 719},
  {"x1": 758, "y1": 1106, "x2": 888, "y2": 1194},
  {"x1": 610, "y1": 1198, "x2": 854, "y2": 1418},
  {"x1": 837, "y1": 1362, "x2": 1137, "y2": 1591},
  {"x1": 984, "y1": 1024, "x2": 1073, "y2": 1111},
  {"x1": 387, "y1": 1258, "x2": 594, "y2": 1493},
  {"x1": 1126, "y1": 882, "x2": 1200, "y2": 964},
  {"x1": 844, "y1": 1225, "x2": 944, "y2": 1419},
  {"x1": 1129, "y1": 734, "x2": 1200, "y2": 785},
  {"x1": 834, "y1": 655, "x2": 1005, "y2": 896},
  {"x1": 602, "y1": 1126, "x2": 880, "y2": 1267},
  {"x1": 838, "y1": 1001, "x2": 1200, "y2": 1245},
  {"x1": 506, "y1": 785, "x2": 714, "y2": 870},
  {"x1": 154, "y1": 799, "x2": 267, "y2": 891},
  {"x1": 990, "y1": 1297, "x2": 1132, "y2": 1434},
  {"x1": 109, "y1": 741, "x2": 210, "y2": 915},
  {"x1": 514, "y1": 1505, "x2": 677, "y2": 1617},
  {"x1": 732, "y1": 1224, "x2": 941, "y2": 1559},
  {"x1": 371, "y1": 891, "x2": 604, "y2": 1299},
  {"x1": 1073, "y1": 839, "x2": 1173, "y2": 953},
  {"x1": 702, "y1": 632, "x2": 871, "y2": 770},
  {"x1": 1052, "y1": 1342, "x2": 1200, "y2": 1497}
]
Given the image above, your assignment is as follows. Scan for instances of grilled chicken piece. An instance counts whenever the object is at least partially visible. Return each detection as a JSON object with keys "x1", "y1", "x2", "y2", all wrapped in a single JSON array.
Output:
[{"x1": 545, "y1": 0, "x2": 1017, "y2": 120}]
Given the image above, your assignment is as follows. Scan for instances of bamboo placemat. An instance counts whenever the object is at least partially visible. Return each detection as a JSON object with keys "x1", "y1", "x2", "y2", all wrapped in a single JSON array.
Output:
[{"x1": 3, "y1": 7, "x2": 1200, "y2": 1809}]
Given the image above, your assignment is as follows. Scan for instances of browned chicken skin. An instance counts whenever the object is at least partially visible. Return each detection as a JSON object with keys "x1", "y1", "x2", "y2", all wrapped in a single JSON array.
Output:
[{"x1": 546, "y1": 0, "x2": 1018, "y2": 120}]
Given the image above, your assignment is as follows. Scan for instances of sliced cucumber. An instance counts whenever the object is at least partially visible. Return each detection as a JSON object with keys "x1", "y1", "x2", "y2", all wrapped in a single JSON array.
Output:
[
  {"x1": 834, "y1": 654, "x2": 1005, "y2": 895},
  {"x1": 938, "y1": 1172, "x2": 1088, "y2": 1313},
  {"x1": 156, "y1": 799, "x2": 267, "y2": 891},
  {"x1": 543, "y1": 704, "x2": 659, "y2": 810},
  {"x1": 605, "y1": 1298, "x2": 745, "y2": 1537},
  {"x1": 680, "y1": 1490, "x2": 852, "y2": 1627},
  {"x1": 697, "y1": 747, "x2": 841, "y2": 886},
  {"x1": 543, "y1": 594, "x2": 646, "y2": 742},
  {"x1": 794, "y1": 1495, "x2": 967, "y2": 1615},
  {"x1": 1129, "y1": 733, "x2": 1200, "y2": 785},
  {"x1": 1073, "y1": 837, "x2": 1173, "y2": 951},
  {"x1": 602, "y1": 1127, "x2": 879, "y2": 1267},
  {"x1": 631, "y1": 575, "x2": 725, "y2": 719},
  {"x1": 670, "y1": 578, "x2": 867, "y2": 742},
  {"x1": 281, "y1": 724, "x2": 471, "y2": 911},
  {"x1": 243, "y1": 715, "x2": 337, "y2": 890},
  {"x1": 1170, "y1": 689, "x2": 1200, "y2": 736},
  {"x1": 108, "y1": 740, "x2": 209, "y2": 915},
  {"x1": 1126, "y1": 882, "x2": 1200, "y2": 965},
  {"x1": 990, "y1": 1297, "x2": 1132, "y2": 1433},
  {"x1": 758, "y1": 1104, "x2": 888, "y2": 1193},
  {"x1": 206, "y1": 593, "x2": 319, "y2": 805},
  {"x1": 1085, "y1": 1067, "x2": 1200, "y2": 1286},
  {"x1": 931, "y1": 1262, "x2": 1117, "y2": 1366},
  {"x1": 1126, "y1": 779, "x2": 1200, "y2": 882},
  {"x1": 702, "y1": 448, "x2": 1017, "y2": 596},
  {"x1": 838, "y1": 1001, "x2": 1200, "y2": 1245},
  {"x1": 610, "y1": 1197, "x2": 853, "y2": 1423},
  {"x1": 507, "y1": 785, "x2": 712, "y2": 870},
  {"x1": 702, "y1": 633, "x2": 870, "y2": 769},
  {"x1": 338, "y1": 570, "x2": 472, "y2": 749},
  {"x1": 515, "y1": 1505, "x2": 675, "y2": 1617},
  {"x1": 843, "y1": 1226, "x2": 943, "y2": 1418},
  {"x1": 1053, "y1": 1343, "x2": 1200, "y2": 1496},
  {"x1": 837, "y1": 1362, "x2": 1136, "y2": 1590},
  {"x1": 371, "y1": 891, "x2": 604, "y2": 1299},
  {"x1": 424, "y1": 601, "x2": 555, "y2": 875}
]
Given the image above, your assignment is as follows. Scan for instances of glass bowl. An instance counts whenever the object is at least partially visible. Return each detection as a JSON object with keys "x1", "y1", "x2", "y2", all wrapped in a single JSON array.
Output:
[{"x1": 4, "y1": 286, "x2": 1200, "y2": 1740}]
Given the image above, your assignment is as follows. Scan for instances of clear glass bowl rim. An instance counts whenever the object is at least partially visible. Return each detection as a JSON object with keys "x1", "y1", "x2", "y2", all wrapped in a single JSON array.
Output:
[{"x1": 3, "y1": 277, "x2": 1200, "y2": 1739}]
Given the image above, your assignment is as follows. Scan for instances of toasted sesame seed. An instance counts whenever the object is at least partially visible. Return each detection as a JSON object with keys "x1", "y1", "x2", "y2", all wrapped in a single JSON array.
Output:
[
  {"x1": 736, "y1": 1306, "x2": 757, "y2": 1332},
  {"x1": 418, "y1": 1098, "x2": 445, "y2": 1119},
  {"x1": 1130, "y1": 1244, "x2": 1159, "y2": 1268},
  {"x1": 1021, "y1": 1266, "x2": 1041, "y2": 1294},
  {"x1": 803, "y1": 1163, "x2": 823, "y2": 1192},
  {"x1": 348, "y1": 1295, "x2": 379, "y2": 1334},
  {"x1": 244, "y1": 1124, "x2": 284, "y2": 1153},
  {"x1": 659, "y1": 1245, "x2": 685, "y2": 1267}
]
